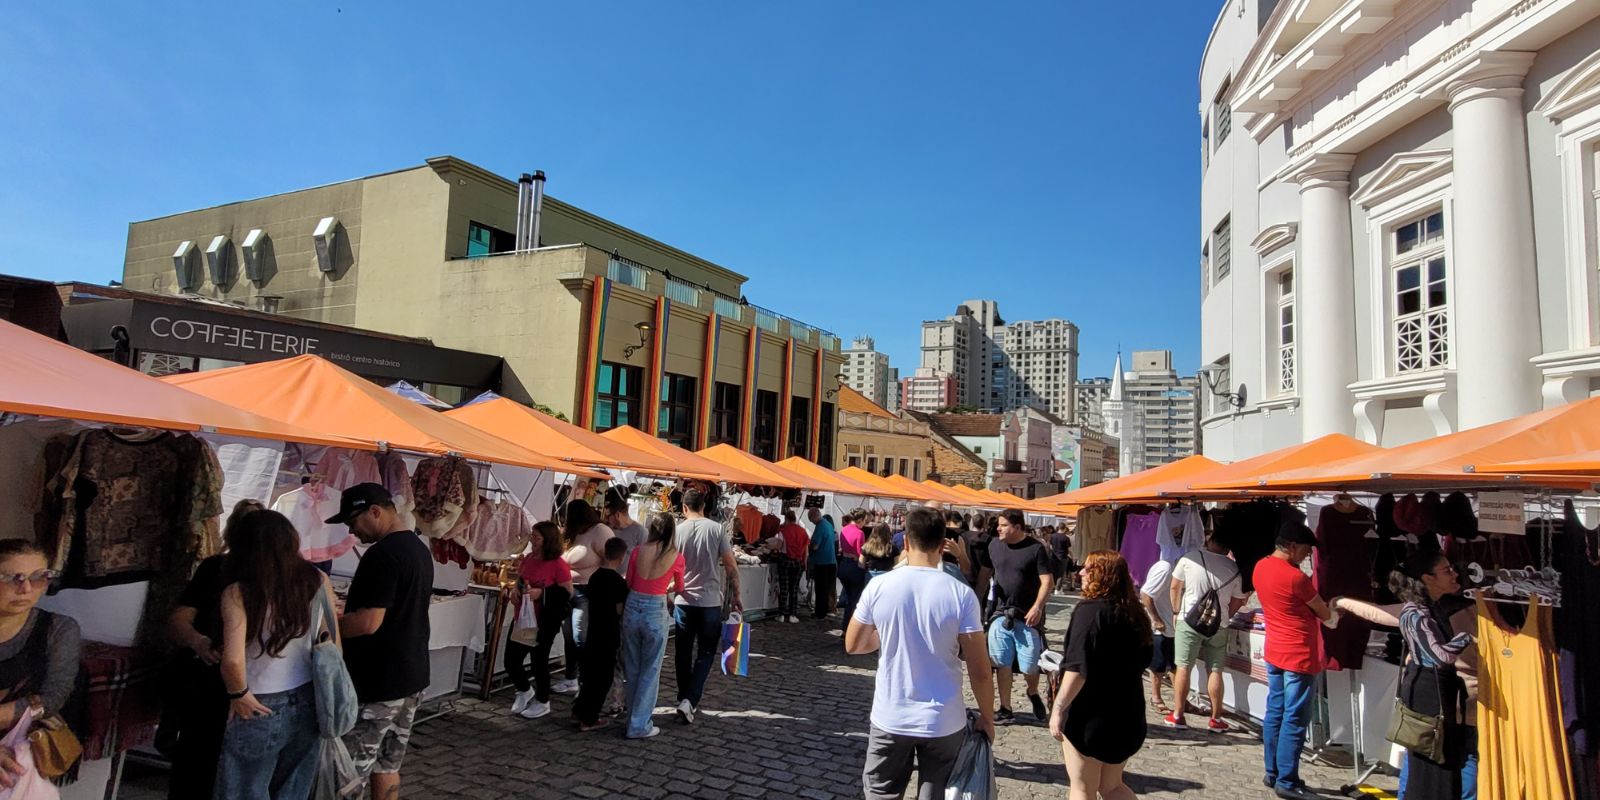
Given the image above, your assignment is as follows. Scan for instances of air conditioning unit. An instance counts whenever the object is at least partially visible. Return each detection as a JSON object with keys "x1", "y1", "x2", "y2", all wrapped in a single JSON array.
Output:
[
  {"x1": 241, "y1": 228, "x2": 269, "y2": 282},
  {"x1": 172, "y1": 240, "x2": 200, "y2": 291},
  {"x1": 312, "y1": 217, "x2": 338, "y2": 273},
  {"x1": 205, "y1": 235, "x2": 233, "y2": 286}
]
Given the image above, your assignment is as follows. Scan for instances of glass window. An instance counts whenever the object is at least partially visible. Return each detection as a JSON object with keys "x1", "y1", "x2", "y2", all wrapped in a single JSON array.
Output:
[
  {"x1": 817, "y1": 402, "x2": 836, "y2": 467},
  {"x1": 595, "y1": 361, "x2": 643, "y2": 432},
  {"x1": 467, "y1": 221, "x2": 514, "y2": 257},
  {"x1": 788, "y1": 396, "x2": 811, "y2": 459},
  {"x1": 1391, "y1": 209, "x2": 1450, "y2": 373},
  {"x1": 753, "y1": 390, "x2": 780, "y2": 460},
  {"x1": 1214, "y1": 78, "x2": 1232, "y2": 148},
  {"x1": 866, "y1": 455, "x2": 879, "y2": 475},
  {"x1": 658, "y1": 373, "x2": 697, "y2": 449},
  {"x1": 711, "y1": 382, "x2": 742, "y2": 446},
  {"x1": 1275, "y1": 267, "x2": 1296, "y2": 395},
  {"x1": 1212, "y1": 217, "x2": 1231, "y2": 282}
]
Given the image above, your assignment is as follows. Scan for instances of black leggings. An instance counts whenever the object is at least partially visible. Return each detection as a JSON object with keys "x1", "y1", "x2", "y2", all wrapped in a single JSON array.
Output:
[
  {"x1": 812, "y1": 564, "x2": 838, "y2": 618},
  {"x1": 504, "y1": 625, "x2": 561, "y2": 702}
]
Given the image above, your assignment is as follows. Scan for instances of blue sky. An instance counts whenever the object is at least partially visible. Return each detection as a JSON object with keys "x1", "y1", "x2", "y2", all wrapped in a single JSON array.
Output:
[{"x1": 1, "y1": 2, "x2": 1220, "y2": 380}]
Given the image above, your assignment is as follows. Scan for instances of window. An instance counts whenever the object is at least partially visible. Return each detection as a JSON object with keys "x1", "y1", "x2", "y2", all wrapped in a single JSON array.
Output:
[
  {"x1": 1202, "y1": 118, "x2": 1211, "y2": 170},
  {"x1": 1200, "y1": 242, "x2": 1210, "y2": 297},
  {"x1": 912, "y1": 460, "x2": 922, "y2": 481},
  {"x1": 788, "y1": 396, "x2": 811, "y2": 459},
  {"x1": 899, "y1": 457, "x2": 910, "y2": 477},
  {"x1": 664, "y1": 278, "x2": 700, "y2": 306},
  {"x1": 1391, "y1": 210, "x2": 1450, "y2": 373},
  {"x1": 607, "y1": 257, "x2": 648, "y2": 290},
  {"x1": 595, "y1": 361, "x2": 643, "y2": 431},
  {"x1": 1275, "y1": 268, "x2": 1296, "y2": 394},
  {"x1": 658, "y1": 374, "x2": 697, "y2": 448},
  {"x1": 817, "y1": 402, "x2": 836, "y2": 467},
  {"x1": 1214, "y1": 78, "x2": 1232, "y2": 148},
  {"x1": 466, "y1": 221, "x2": 515, "y2": 258},
  {"x1": 866, "y1": 455, "x2": 879, "y2": 475},
  {"x1": 753, "y1": 390, "x2": 780, "y2": 460},
  {"x1": 1212, "y1": 217, "x2": 1231, "y2": 282},
  {"x1": 1211, "y1": 356, "x2": 1232, "y2": 415},
  {"x1": 711, "y1": 382, "x2": 742, "y2": 446},
  {"x1": 713, "y1": 296, "x2": 744, "y2": 321}
]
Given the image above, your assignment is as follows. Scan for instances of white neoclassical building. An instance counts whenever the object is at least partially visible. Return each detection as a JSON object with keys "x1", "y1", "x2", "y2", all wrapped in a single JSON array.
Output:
[{"x1": 1199, "y1": 0, "x2": 1600, "y2": 460}]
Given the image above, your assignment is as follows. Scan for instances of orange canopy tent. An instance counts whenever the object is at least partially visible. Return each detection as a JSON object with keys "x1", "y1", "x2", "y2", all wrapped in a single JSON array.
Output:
[
  {"x1": 694, "y1": 444, "x2": 811, "y2": 490},
  {"x1": 1470, "y1": 450, "x2": 1600, "y2": 477},
  {"x1": 165, "y1": 355, "x2": 605, "y2": 476},
  {"x1": 977, "y1": 488, "x2": 1032, "y2": 509},
  {"x1": 0, "y1": 319, "x2": 364, "y2": 449},
  {"x1": 447, "y1": 398, "x2": 719, "y2": 480},
  {"x1": 878, "y1": 474, "x2": 955, "y2": 504},
  {"x1": 1209, "y1": 396, "x2": 1600, "y2": 492},
  {"x1": 1187, "y1": 434, "x2": 1382, "y2": 492},
  {"x1": 775, "y1": 457, "x2": 888, "y2": 496},
  {"x1": 1046, "y1": 455, "x2": 1223, "y2": 507},
  {"x1": 918, "y1": 480, "x2": 985, "y2": 506},
  {"x1": 836, "y1": 466, "x2": 923, "y2": 500},
  {"x1": 944, "y1": 483, "x2": 1007, "y2": 508},
  {"x1": 599, "y1": 426, "x2": 773, "y2": 486}
]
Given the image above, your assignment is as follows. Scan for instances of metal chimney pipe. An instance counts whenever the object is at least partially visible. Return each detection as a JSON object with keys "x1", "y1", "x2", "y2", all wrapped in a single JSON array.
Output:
[
  {"x1": 529, "y1": 170, "x2": 546, "y2": 250},
  {"x1": 515, "y1": 173, "x2": 533, "y2": 251}
]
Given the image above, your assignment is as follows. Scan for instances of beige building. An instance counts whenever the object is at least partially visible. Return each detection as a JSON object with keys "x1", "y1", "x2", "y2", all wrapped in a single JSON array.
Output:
[{"x1": 121, "y1": 156, "x2": 845, "y2": 461}]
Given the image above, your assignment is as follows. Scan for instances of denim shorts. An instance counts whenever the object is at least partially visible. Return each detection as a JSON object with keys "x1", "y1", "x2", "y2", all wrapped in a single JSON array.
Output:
[{"x1": 986, "y1": 615, "x2": 1044, "y2": 674}]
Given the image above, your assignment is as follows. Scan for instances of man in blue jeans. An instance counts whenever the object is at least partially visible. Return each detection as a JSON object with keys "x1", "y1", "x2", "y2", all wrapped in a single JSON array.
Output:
[
  {"x1": 1251, "y1": 523, "x2": 1338, "y2": 800},
  {"x1": 673, "y1": 489, "x2": 741, "y2": 725}
]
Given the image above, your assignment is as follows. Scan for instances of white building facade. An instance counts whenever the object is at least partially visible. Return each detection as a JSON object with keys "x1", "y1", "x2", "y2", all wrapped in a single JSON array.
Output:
[
  {"x1": 920, "y1": 305, "x2": 988, "y2": 408},
  {"x1": 921, "y1": 299, "x2": 1080, "y2": 415},
  {"x1": 843, "y1": 337, "x2": 896, "y2": 409},
  {"x1": 1001, "y1": 318, "x2": 1081, "y2": 421},
  {"x1": 1199, "y1": 0, "x2": 1600, "y2": 459}
]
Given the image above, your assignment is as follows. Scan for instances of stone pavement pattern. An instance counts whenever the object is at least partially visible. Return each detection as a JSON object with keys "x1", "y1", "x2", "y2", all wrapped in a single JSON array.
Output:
[{"x1": 124, "y1": 595, "x2": 1395, "y2": 798}]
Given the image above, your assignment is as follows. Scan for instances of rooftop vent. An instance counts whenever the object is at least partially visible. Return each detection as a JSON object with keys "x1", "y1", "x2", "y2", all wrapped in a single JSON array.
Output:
[
  {"x1": 172, "y1": 240, "x2": 200, "y2": 291},
  {"x1": 312, "y1": 217, "x2": 338, "y2": 273},
  {"x1": 205, "y1": 235, "x2": 233, "y2": 286},
  {"x1": 241, "y1": 228, "x2": 270, "y2": 283}
]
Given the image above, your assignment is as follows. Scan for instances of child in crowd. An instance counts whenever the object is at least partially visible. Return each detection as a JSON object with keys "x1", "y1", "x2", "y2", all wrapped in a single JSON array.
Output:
[{"x1": 574, "y1": 537, "x2": 630, "y2": 731}]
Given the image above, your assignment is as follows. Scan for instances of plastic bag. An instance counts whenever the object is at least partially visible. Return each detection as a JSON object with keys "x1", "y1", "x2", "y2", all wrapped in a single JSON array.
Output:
[
  {"x1": 944, "y1": 713, "x2": 995, "y2": 800},
  {"x1": 719, "y1": 613, "x2": 751, "y2": 677},
  {"x1": 312, "y1": 736, "x2": 363, "y2": 800},
  {"x1": 0, "y1": 704, "x2": 59, "y2": 800},
  {"x1": 509, "y1": 594, "x2": 539, "y2": 647}
]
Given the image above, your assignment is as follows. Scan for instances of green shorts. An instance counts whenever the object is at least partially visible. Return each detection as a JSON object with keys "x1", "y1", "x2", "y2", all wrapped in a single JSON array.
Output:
[{"x1": 1174, "y1": 619, "x2": 1228, "y2": 669}]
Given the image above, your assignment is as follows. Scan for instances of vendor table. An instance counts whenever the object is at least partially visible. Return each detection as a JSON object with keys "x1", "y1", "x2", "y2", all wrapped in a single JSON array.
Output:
[
  {"x1": 416, "y1": 592, "x2": 486, "y2": 723},
  {"x1": 737, "y1": 563, "x2": 778, "y2": 620}
]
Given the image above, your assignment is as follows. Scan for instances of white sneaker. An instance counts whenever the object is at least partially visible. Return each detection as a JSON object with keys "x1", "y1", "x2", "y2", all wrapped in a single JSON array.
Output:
[
  {"x1": 627, "y1": 724, "x2": 661, "y2": 739},
  {"x1": 519, "y1": 700, "x2": 551, "y2": 719},
  {"x1": 788, "y1": 615, "x2": 800, "y2": 623},
  {"x1": 553, "y1": 678, "x2": 579, "y2": 694},
  {"x1": 510, "y1": 689, "x2": 535, "y2": 715},
  {"x1": 676, "y1": 699, "x2": 696, "y2": 725}
]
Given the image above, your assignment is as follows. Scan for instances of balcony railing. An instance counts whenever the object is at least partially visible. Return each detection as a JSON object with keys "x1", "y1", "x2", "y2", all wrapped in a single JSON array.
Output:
[
  {"x1": 607, "y1": 257, "x2": 648, "y2": 290},
  {"x1": 664, "y1": 278, "x2": 700, "y2": 306},
  {"x1": 714, "y1": 296, "x2": 744, "y2": 321}
]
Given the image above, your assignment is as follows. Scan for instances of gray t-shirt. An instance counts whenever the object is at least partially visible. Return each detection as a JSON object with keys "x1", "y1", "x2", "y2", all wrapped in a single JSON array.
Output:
[
  {"x1": 675, "y1": 517, "x2": 732, "y2": 608},
  {"x1": 614, "y1": 521, "x2": 647, "y2": 553}
]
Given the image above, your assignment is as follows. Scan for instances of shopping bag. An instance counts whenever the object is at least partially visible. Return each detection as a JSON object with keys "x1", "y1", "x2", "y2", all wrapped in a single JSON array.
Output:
[
  {"x1": 943, "y1": 712, "x2": 996, "y2": 800},
  {"x1": 310, "y1": 590, "x2": 359, "y2": 739},
  {"x1": 311, "y1": 736, "x2": 364, "y2": 800},
  {"x1": 509, "y1": 594, "x2": 539, "y2": 647},
  {"x1": 0, "y1": 704, "x2": 59, "y2": 800},
  {"x1": 719, "y1": 613, "x2": 751, "y2": 677}
]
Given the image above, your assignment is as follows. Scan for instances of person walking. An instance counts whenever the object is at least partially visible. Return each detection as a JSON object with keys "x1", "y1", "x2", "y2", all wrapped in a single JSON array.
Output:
[
  {"x1": 1048, "y1": 550, "x2": 1153, "y2": 800},
  {"x1": 573, "y1": 538, "x2": 630, "y2": 732},
  {"x1": 672, "y1": 489, "x2": 741, "y2": 724},
  {"x1": 1166, "y1": 532, "x2": 1248, "y2": 731},
  {"x1": 986, "y1": 509, "x2": 1054, "y2": 724},
  {"x1": 838, "y1": 510, "x2": 870, "y2": 617},
  {"x1": 808, "y1": 508, "x2": 839, "y2": 620},
  {"x1": 559, "y1": 500, "x2": 616, "y2": 694},
  {"x1": 1138, "y1": 558, "x2": 1177, "y2": 716},
  {"x1": 847, "y1": 507, "x2": 995, "y2": 800},
  {"x1": 621, "y1": 514, "x2": 684, "y2": 739},
  {"x1": 861, "y1": 524, "x2": 897, "y2": 579},
  {"x1": 1254, "y1": 523, "x2": 1339, "y2": 800},
  {"x1": 602, "y1": 487, "x2": 647, "y2": 568},
  {"x1": 1047, "y1": 525, "x2": 1073, "y2": 594},
  {"x1": 330, "y1": 484, "x2": 433, "y2": 800},
  {"x1": 215, "y1": 510, "x2": 338, "y2": 800},
  {"x1": 771, "y1": 510, "x2": 810, "y2": 623},
  {"x1": 505, "y1": 521, "x2": 574, "y2": 720},
  {"x1": 961, "y1": 513, "x2": 995, "y2": 602}
]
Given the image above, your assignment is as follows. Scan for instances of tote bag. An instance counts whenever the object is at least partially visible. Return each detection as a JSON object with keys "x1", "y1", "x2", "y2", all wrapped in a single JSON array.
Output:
[
  {"x1": 311, "y1": 589, "x2": 360, "y2": 739},
  {"x1": 0, "y1": 704, "x2": 58, "y2": 800}
]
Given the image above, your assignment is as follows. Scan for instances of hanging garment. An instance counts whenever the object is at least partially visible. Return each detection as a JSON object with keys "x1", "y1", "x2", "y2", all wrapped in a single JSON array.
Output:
[
  {"x1": 1476, "y1": 595, "x2": 1575, "y2": 800},
  {"x1": 1155, "y1": 504, "x2": 1205, "y2": 564},
  {"x1": 1074, "y1": 507, "x2": 1116, "y2": 562},
  {"x1": 312, "y1": 449, "x2": 382, "y2": 491},
  {"x1": 1118, "y1": 512, "x2": 1162, "y2": 586},
  {"x1": 432, "y1": 538, "x2": 470, "y2": 568},
  {"x1": 270, "y1": 483, "x2": 353, "y2": 562},
  {"x1": 376, "y1": 451, "x2": 417, "y2": 530},
  {"x1": 1313, "y1": 502, "x2": 1377, "y2": 670},
  {"x1": 1559, "y1": 502, "x2": 1600, "y2": 760},
  {"x1": 1212, "y1": 500, "x2": 1279, "y2": 593},
  {"x1": 458, "y1": 498, "x2": 534, "y2": 562},
  {"x1": 412, "y1": 456, "x2": 477, "y2": 538}
]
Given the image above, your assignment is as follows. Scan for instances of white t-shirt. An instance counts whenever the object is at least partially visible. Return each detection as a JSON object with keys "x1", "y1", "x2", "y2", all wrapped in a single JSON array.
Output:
[
  {"x1": 852, "y1": 566, "x2": 983, "y2": 738},
  {"x1": 1140, "y1": 560, "x2": 1175, "y2": 631},
  {"x1": 1171, "y1": 549, "x2": 1244, "y2": 616}
]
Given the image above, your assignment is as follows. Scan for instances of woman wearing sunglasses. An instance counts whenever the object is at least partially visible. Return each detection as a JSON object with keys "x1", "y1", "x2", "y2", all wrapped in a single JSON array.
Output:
[{"x1": 0, "y1": 539, "x2": 81, "y2": 747}]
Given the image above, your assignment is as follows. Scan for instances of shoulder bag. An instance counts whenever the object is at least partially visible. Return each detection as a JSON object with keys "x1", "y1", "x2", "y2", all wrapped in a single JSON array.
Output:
[
  {"x1": 1384, "y1": 620, "x2": 1448, "y2": 763},
  {"x1": 26, "y1": 697, "x2": 80, "y2": 780},
  {"x1": 1182, "y1": 552, "x2": 1228, "y2": 638},
  {"x1": 310, "y1": 587, "x2": 360, "y2": 739}
]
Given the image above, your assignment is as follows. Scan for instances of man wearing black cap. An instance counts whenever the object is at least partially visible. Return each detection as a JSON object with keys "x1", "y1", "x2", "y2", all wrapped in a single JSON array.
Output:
[
  {"x1": 1252, "y1": 522, "x2": 1339, "y2": 800},
  {"x1": 329, "y1": 483, "x2": 432, "y2": 800}
]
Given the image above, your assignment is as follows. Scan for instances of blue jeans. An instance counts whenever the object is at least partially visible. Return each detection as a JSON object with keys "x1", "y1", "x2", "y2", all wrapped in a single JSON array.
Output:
[
  {"x1": 564, "y1": 585, "x2": 591, "y2": 680},
  {"x1": 1263, "y1": 664, "x2": 1315, "y2": 791},
  {"x1": 214, "y1": 683, "x2": 320, "y2": 800},
  {"x1": 621, "y1": 593, "x2": 670, "y2": 737},
  {"x1": 674, "y1": 604, "x2": 722, "y2": 707}
]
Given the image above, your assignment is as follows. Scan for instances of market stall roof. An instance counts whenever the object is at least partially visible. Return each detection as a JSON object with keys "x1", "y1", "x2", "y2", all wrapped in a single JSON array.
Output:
[
  {"x1": 0, "y1": 318, "x2": 366, "y2": 449},
  {"x1": 775, "y1": 457, "x2": 888, "y2": 496},
  {"x1": 693, "y1": 444, "x2": 810, "y2": 490},
  {"x1": 386, "y1": 380, "x2": 452, "y2": 410},
  {"x1": 164, "y1": 355, "x2": 605, "y2": 476},
  {"x1": 446, "y1": 398, "x2": 721, "y2": 480},
  {"x1": 1217, "y1": 396, "x2": 1600, "y2": 492},
  {"x1": 944, "y1": 483, "x2": 1007, "y2": 508},
  {"x1": 1046, "y1": 455, "x2": 1224, "y2": 507},
  {"x1": 917, "y1": 480, "x2": 985, "y2": 506},
  {"x1": 1470, "y1": 450, "x2": 1600, "y2": 476},
  {"x1": 977, "y1": 488, "x2": 1033, "y2": 509},
  {"x1": 836, "y1": 466, "x2": 923, "y2": 500},
  {"x1": 598, "y1": 426, "x2": 772, "y2": 486},
  {"x1": 877, "y1": 474, "x2": 957, "y2": 504},
  {"x1": 1187, "y1": 434, "x2": 1382, "y2": 492}
]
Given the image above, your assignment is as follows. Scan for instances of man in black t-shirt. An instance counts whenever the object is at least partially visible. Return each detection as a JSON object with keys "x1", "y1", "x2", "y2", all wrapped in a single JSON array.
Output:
[
  {"x1": 330, "y1": 483, "x2": 432, "y2": 800},
  {"x1": 986, "y1": 509, "x2": 1054, "y2": 724}
]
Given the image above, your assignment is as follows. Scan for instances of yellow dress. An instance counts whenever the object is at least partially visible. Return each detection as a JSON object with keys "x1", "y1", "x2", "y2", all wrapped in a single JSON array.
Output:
[{"x1": 1475, "y1": 595, "x2": 1573, "y2": 800}]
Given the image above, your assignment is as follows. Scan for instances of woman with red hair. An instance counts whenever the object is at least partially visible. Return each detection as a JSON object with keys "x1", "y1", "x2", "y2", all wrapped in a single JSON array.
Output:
[{"x1": 1048, "y1": 550, "x2": 1153, "y2": 800}]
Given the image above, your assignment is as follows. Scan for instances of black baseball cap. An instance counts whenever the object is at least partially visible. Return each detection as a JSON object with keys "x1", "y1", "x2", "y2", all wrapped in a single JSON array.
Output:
[
  {"x1": 325, "y1": 483, "x2": 394, "y2": 524},
  {"x1": 1276, "y1": 521, "x2": 1317, "y2": 548}
]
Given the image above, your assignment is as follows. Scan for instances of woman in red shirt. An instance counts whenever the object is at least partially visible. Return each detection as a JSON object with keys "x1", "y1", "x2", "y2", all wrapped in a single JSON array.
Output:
[
  {"x1": 620, "y1": 514, "x2": 685, "y2": 739},
  {"x1": 507, "y1": 521, "x2": 574, "y2": 720}
]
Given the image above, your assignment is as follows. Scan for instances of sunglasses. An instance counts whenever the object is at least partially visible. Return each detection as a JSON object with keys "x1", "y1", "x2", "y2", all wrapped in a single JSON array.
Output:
[{"x1": 0, "y1": 570, "x2": 61, "y2": 588}]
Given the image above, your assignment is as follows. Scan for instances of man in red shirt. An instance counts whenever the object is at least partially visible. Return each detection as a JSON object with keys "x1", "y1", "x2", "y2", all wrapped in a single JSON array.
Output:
[{"x1": 1252, "y1": 522, "x2": 1339, "y2": 800}]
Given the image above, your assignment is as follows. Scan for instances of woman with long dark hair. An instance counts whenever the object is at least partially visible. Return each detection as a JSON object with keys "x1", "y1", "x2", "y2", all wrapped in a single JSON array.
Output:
[
  {"x1": 620, "y1": 514, "x2": 684, "y2": 739},
  {"x1": 860, "y1": 524, "x2": 897, "y2": 579},
  {"x1": 1049, "y1": 550, "x2": 1152, "y2": 800},
  {"x1": 506, "y1": 521, "x2": 574, "y2": 720},
  {"x1": 216, "y1": 510, "x2": 338, "y2": 800},
  {"x1": 559, "y1": 500, "x2": 615, "y2": 693}
]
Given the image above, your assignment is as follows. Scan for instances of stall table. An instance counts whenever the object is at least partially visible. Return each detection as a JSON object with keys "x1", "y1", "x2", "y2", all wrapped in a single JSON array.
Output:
[{"x1": 737, "y1": 563, "x2": 777, "y2": 620}]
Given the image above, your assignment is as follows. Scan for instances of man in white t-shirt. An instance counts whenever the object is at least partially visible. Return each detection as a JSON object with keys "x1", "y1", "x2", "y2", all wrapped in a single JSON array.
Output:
[
  {"x1": 1165, "y1": 531, "x2": 1249, "y2": 732},
  {"x1": 846, "y1": 508, "x2": 995, "y2": 800},
  {"x1": 1139, "y1": 559, "x2": 1177, "y2": 715}
]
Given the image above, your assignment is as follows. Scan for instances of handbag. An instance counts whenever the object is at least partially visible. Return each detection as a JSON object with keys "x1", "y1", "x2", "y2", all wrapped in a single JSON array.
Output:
[
  {"x1": 1182, "y1": 552, "x2": 1228, "y2": 638},
  {"x1": 310, "y1": 588, "x2": 359, "y2": 739},
  {"x1": 24, "y1": 698, "x2": 79, "y2": 781},
  {"x1": 1383, "y1": 636, "x2": 1448, "y2": 764}
]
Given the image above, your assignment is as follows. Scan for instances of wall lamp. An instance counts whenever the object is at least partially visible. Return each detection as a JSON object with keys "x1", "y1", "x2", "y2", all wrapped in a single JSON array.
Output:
[
  {"x1": 826, "y1": 372, "x2": 848, "y2": 399},
  {"x1": 1198, "y1": 361, "x2": 1247, "y2": 410},
  {"x1": 623, "y1": 321, "x2": 654, "y2": 359}
]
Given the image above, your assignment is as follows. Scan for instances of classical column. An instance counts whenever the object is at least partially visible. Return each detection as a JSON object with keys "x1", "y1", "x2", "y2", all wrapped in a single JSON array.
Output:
[
  {"x1": 1446, "y1": 52, "x2": 1542, "y2": 429},
  {"x1": 1291, "y1": 153, "x2": 1359, "y2": 439}
]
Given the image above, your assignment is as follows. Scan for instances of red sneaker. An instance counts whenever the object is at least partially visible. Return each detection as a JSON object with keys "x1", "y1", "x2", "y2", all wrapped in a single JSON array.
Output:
[
  {"x1": 1207, "y1": 717, "x2": 1230, "y2": 733},
  {"x1": 1162, "y1": 711, "x2": 1185, "y2": 728}
]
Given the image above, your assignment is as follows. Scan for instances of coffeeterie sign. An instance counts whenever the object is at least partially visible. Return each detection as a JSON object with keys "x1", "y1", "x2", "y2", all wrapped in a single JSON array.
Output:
[{"x1": 148, "y1": 314, "x2": 324, "y2": 358}]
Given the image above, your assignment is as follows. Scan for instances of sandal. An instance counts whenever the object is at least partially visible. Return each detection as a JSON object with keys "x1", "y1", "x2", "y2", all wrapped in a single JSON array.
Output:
[{"x1": 578, "y1": 719, "x2": 612, "y2": 733}]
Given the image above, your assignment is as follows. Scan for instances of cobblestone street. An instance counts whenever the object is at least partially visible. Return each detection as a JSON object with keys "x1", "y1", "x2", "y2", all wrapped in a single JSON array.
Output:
[{"x1": 125, "y1": 595, "x2": 1397, "y2": 798}]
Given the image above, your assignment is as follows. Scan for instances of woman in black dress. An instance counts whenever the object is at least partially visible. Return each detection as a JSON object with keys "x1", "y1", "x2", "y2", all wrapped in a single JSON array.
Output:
[{"x1": 1049, "y1": 550, "x2": 1152, "y2": 800}]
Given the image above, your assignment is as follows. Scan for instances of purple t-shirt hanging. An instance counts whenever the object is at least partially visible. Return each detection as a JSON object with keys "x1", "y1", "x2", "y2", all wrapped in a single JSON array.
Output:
[{"x1": 1119, "y1": 512, "x2": 1162, "y2": 587}]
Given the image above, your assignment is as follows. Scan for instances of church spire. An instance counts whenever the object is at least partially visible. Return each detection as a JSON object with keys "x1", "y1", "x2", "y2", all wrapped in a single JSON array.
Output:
[{"x1": 1109, "y1": 350, "x2": 1125, "y2": 402}]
